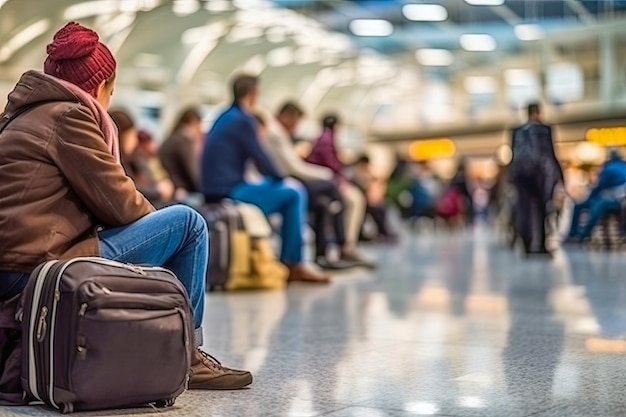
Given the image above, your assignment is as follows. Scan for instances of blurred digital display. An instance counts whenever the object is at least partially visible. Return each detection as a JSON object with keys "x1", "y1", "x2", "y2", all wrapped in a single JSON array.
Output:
[
  {"x1": 409, "y1": 139, "x2": 456, "y2": 161},
  {"x1": 586, "y1": 127, "x2": 626, "y2": 146}
]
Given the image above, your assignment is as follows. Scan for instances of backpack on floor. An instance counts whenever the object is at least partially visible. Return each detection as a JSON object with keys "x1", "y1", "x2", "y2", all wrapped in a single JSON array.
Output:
[
  {"x1": 199, "y1": 200, "x2": 288, "y2": 291},
  {"x1": 19, "y1": 257, "x2": 194, "y2": 413}
]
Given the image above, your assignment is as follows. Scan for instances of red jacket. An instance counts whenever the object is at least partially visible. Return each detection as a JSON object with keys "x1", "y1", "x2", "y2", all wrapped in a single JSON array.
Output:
[{"x1": 305, "y1": 128, "x2": 345, "y2": 180}]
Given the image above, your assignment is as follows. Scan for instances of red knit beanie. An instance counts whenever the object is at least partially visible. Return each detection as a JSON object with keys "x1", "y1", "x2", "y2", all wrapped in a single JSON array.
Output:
[{"x1": 43, "y1": 22, "x2": 117, "y2": 93}]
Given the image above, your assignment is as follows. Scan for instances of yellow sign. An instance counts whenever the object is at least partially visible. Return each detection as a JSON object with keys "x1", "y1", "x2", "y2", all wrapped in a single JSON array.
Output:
[
  {"x1": 586, "y1": 127, "x2": 626, "y2": 146},
  {"x1": 408, "y1": 139, "x2": 456, "y2": 161}
]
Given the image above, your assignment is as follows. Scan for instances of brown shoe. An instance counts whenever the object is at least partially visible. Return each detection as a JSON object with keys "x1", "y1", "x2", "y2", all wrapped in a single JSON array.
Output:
[
  {"x1": 288, "y1": 263, "x2": 331, "y2": 283},
  {"x1": 188, "y1": 349, "x2": 253, "y2": 390}
]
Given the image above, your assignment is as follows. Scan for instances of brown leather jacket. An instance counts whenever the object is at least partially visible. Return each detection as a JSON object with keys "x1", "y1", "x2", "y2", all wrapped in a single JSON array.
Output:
[{"x1": 0, "y1": 71, "x2": 154, "y2": 273}]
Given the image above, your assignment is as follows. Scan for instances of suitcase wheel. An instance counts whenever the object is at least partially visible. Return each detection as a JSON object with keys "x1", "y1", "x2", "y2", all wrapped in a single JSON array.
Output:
[
  {"x1": 154, "y1": 398, "x2": 176, "y2": 408},
  {"x1": 61, "y1": 402, "x2": 74, "y2": 414}
]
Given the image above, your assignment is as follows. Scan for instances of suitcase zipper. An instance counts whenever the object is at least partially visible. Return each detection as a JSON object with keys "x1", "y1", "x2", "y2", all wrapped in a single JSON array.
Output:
[{"x1": 27, "y1": 260, "x2": 58, "y2": 402}]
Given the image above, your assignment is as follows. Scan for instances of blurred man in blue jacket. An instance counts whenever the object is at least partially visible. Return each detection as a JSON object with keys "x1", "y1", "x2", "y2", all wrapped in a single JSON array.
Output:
[
  {"x1": 200, "y1": 74, "x2": 329, "y2": 283},
  {"x1": 567, "y1": 148, "x2": 626, "y2": 241}
]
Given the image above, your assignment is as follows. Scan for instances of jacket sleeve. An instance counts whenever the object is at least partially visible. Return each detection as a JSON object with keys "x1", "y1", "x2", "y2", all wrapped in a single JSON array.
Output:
[
  {"x1": 266, "y1": 128, "x2": 333, "y2": 181},
  {"x1": 238, "y1": 118, "x2": 285, "y2": 180},
  {"x1": 49, "y1": 106, "x2": 155, "y2": 226}
]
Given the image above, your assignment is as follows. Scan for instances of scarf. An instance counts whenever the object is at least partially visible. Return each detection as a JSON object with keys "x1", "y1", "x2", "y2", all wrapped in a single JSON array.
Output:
[{"x1": 42, "y1": 72, "x2": 120, "y2": 162}]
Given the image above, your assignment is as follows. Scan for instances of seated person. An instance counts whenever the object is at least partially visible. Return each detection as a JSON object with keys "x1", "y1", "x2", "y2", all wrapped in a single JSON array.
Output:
[
  {"x1": 159, "y1": 107, "x2": 203, "y2": 204},
  {"x1": 350, "y1": 154, "x2": 397, "y2": 242},
  {"x1": 305, "y1": 114, "x2": 376, "y2": 268},
  {"x1": 137, "y1": 129, "x2": 174, "y2": 184},
  {"x1": 265, "y1": 102, "x2": 367, "y2": 269},
  {"x1": 109, "y1": 109, "x2": 174, "y2": 207},
  {"x1": 0, "y1": 22, "x2": 251, "y2": 390},
  {"x1": 200, "y1": 74, "x2": 329, "y2": 283},
  {"x1": 567, "y1": 149, "x2": 626, "y2": 242}
]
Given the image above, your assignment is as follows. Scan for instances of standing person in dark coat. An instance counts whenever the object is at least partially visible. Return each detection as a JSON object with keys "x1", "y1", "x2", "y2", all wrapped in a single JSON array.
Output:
[{"x1": 510, "y1": 103, "x2": 563, "y2": 255}]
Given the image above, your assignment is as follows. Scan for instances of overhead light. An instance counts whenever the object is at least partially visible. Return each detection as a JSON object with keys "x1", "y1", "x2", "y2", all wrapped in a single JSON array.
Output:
[
  {"x1": 460, "y1": 33, "x2": 496, "y2": 51},
  {"x1": 266, "y1": 46, "x2": 293, "y2": 67},
  {"x1": 514, "y1": 24, "x2": 544, "y2": 41},
  {"x1": 172, "y1": 0, "x2": 199, "y2": 16},
  {"x1": 349, "y1": 19, "x2": 394, "y2": 37},
  {"x1": 0, "y1": 19, "x2": 51, "y2": 63},
  {"x1": 402, "y1": 4, "x2": 448, "y2": 22},
  {"x1": 416, "y1": 49, "x2": 454, "y2": 66},
  {"x1": 464, "y1": 0, "x2": 505, "y2": 5},
  {"x1": 204, "y1": 0, "x2": 232, "y2": 12},
  {"x1": 504, "y1": 69, "x2": 536, "y2": 86},
  {"x1": 0, "y1": 0, "x2": 7, "y2": 11},
  {"x1": 464, "y1": 76, "x2": 497, "y2": 94},
  {"x1": 233, "y1": 0, "x2": 273, "y2": 10}
]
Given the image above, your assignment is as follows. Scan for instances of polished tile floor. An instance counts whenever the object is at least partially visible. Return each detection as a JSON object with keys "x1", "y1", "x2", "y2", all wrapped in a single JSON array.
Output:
[{"x1": 5, "y1": 226, "x2": 626, "y2": 416}]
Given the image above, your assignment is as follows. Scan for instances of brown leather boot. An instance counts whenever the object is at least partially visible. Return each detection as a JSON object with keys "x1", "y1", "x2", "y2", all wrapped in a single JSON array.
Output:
[
  {"x1": 288, "y1": 263, "x2": 331, "y2": 283},
  {"x1": 188, "y1": 348, "x2": 253, "y2": 390}
]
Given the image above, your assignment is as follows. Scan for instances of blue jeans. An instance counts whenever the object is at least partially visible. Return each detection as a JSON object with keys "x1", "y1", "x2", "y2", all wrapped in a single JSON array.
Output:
[
  {"x1": 98, "y1": 205, "x2": 207, "y2": 345},
  {"x1": 568, "y1": 198, "x2": 592, "y2": 237},
  {"x1": 230, "y1": 180, "x2": 306, "y2": 264},
  {"x1": 569, "y1": 195, "x2": 621, "y2": 239}
]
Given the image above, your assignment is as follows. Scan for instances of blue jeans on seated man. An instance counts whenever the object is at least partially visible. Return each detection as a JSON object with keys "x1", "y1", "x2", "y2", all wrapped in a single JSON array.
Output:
[
  {"x1": 568, "y1": 195, "x2": 621, "y2": 239},
  {"x1": 99, "y1": 205, "x2": 207, "y2": 347},
  {"x1": 229, "y1": 179, "x2": 307, "y2": 264}
]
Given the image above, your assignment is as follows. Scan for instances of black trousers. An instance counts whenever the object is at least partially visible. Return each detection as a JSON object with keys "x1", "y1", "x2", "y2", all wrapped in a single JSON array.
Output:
[
  {"x1": 298, "y1": 178, "x2": 346, "y2": 258},
  {"x1": 512, "y1": 174, "x2": 547, "y2": 253},
  {"x1": 365, "y1": 204, "x2": 391, "y2": 237}
]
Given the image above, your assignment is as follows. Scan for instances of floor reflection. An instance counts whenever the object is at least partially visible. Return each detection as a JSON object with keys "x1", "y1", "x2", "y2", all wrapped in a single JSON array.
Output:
[{"x1": 8, "y1": 227, "x2": 626, "y2": 417}]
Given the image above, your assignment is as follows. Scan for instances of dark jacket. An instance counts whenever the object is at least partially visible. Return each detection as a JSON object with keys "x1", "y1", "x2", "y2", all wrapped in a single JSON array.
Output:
[
  {"x1": 510, "y1": 121, "x2": 563, "y2": 201},
  {"x1": 200, "y1": 102, "x2": 284, "y2": 197},
  {"x1": 0, "y1": 71, "x2": 154, "y2": 273},
  {"x1": 158, "y1": 131, "x2": 200, "y2": 193}
]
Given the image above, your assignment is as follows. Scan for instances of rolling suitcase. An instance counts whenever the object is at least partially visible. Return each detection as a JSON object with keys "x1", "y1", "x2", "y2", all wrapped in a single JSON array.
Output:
[
  {"x1": 199, "y1": 200, "x2": 242, "y2": 290},
  {"x1": 19, "y1": 257, "x2": 194, "y2": 413}
]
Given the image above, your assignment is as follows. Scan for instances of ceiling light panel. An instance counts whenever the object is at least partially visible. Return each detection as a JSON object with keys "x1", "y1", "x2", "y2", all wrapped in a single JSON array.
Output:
[
  {"x1": 464, "y1": 76, "x2": 497, "y2": 94},
  {"x1": 514, "y1": 24, "x2": 544, "y2": 41},
  {"x1": 204, "y1": 0, "x2": 233, "y2": 12},
  {"x1": 402, "y1": 4, "x2": 448, "y2": 22},
  {"x1": 415, "y1": 49, "x2": 454, "y2": 66},
  {"x1": 349, "y1": 19, "x2": 394, "y2": 37},
  {"x1": 266, "y1": 46, "x2": 294, "y2": 67},
  {"x1": 460, "y1": 34, "x2": 496, "y2": 51},
  {"x1": 172, "y1": 0, "x2": 199, "y2": 16},
  {"x1": 464, "y1": 0, "x2": 505, "y2": 5}
]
